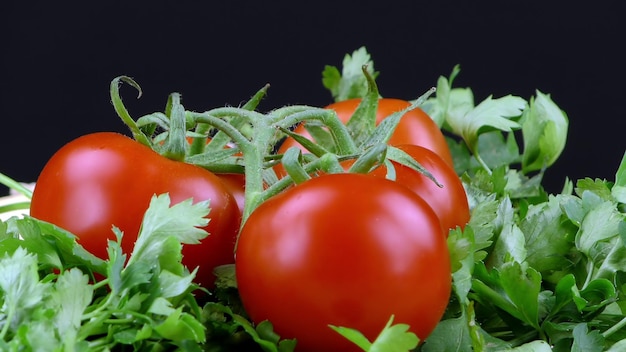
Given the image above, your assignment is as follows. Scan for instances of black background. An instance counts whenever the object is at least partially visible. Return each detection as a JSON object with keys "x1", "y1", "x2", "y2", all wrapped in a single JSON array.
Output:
[{"x1": 2, "y1": 1, "x2": 625, "y2": 195}]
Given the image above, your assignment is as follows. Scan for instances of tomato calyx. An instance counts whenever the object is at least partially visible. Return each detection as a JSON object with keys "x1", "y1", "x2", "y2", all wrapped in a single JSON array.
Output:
[
  {"x1": 110, "y1": 76, "x2": 149, "y2": 147},
  {"x1": 110, "y1": 67, "x2": 445, "y2": 229}
]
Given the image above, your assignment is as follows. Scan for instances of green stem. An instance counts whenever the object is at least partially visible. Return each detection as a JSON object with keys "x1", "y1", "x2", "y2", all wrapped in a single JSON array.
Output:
[
  {"x1": 189, "y1": 122, "x2": 211, "y2": 156},
  {"x1": 0, "y1": 202, "x2": 31, "y2": 213},
  {"x1": 162, "y1": 93, "x2": 187, "y2": 161},
  {"x1": 471, "y1": 279, "x2": 537, "y2": 329},
  {"x1": 581, "y1": 259, "x2": 595, "y2": 291},
  {"x1": 102, "y1": 309, "x2": 153, "y2": 325},
  {"x1": 109, "y1": 76, "x2": 152, "y2": 147},
  {"x1": 91, "y1": 278, "x2": 109, "y2": 291},
  {"x1": 199, "y1": 105, "x2": 360, "y2": 223},
  {"x1": 281, "y1": 147, "x2": 312, "y2": 184},
  {"x1": 474, "y1": 151, "x2": 493, "y2": 175},
  {"x1": 345, "y1": 65, "x2": 380, "y2": 146},
  {"x1": 261, "y1": 153, "x2": 342, "y2": 203},
  {"x1": 240, "y1": 116, "x2": 274, "y2": 224},
  {"x1": 196, "y1": 84, "x2": 270, "y2": 154},
  {"x1": 317, "y1": 153, "x2": 345, "y2": 173},
  {"x1": 274, "y1": 108, "x2": 357, "y2": 155},
  {"x1": 190, "y1": 113, "x2": 254, "y2": 154},
  {"x1": 348, "y1": 143, "x2": 387, "y2": 174},
  {"x1": 0, "y1": 303, "x2": 14, "y2": 339},
  {"x1": 0, "y1": 172, "x2": 33, "y2": 198},
  {"x1": 82, "y1": 290, "x2": 116, "y2": 321},
  {"x1": 241, "y1": 83, "x2": 270, "y2": 110},
  {"x1": 191, "y1": 111, "x2": 267, "y2": 226},
  {"x1": 602, "y1": 316, "x2": 626, "y2": 338},
  {"x1": 471, "y1": 279, "x2": 515, "y2": 311},
  {"x1": 205, "y1": 107, "x2": 265, "y2": 125},
  {"x1": 505, "y1": 330, "x2": 540, "y2": 348},
  {"x1": 276, "y1": 126, "x2": 333, "y2": 158},
  {"x1": 269, "y1": 105, "x2": 321, "y2": 123}
]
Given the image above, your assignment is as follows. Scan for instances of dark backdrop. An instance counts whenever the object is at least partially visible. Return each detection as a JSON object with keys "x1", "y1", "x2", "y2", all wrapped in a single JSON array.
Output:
[{"x1": 2, "y1": 1, "x2": 625, "y2": 195}]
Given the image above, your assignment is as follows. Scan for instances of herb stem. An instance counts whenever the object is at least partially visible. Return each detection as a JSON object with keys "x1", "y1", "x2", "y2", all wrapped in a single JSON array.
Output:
[
  {"x1": 474, "y1": 152, "x2": 493, "y2": 175},
  {"x1": 82, "y1": 292, "x2": 115, "y2": 321},
  {"x1": 0, "y1": 172, "x2": 33, "y2": 199},
  {"x1": 91, "y1": 278, "x2": 109, "y2": 291},
  {"x1": 506, "y1": 330, "x2": 540, "y2": 348},
  {"x1": 0, "y1": 304, "x2": 14, "y2": 339},
  {"x1": 602, "y1": 316, "x2": 626, "y2": 339},
  {"x1": 0, "y1": 201, "x2": 31, "y2": 213},
  {"x1": 581, "y1": 259, "x2": 595, "y2": 291}
]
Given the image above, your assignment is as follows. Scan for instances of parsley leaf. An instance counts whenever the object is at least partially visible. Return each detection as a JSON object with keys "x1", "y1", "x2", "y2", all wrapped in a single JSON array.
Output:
[
  {"x1": 330, "y1": 315, "x2": 420, "y2": 352},
  {"x1": 612, "y1": 151, "x2": 626, "y2": 204},
  {"x1": 127, "y1": 193, "x2": 210, "y2": 273},
  {"x1": 322, "y1": 46, "x2": 379, "y2": 102},
  {"x1": 0, "y1": 247, "x2": 49, "y2": 339},
  {"x1": 521, "y1": 90, "x2": 569, "y2": 173}
]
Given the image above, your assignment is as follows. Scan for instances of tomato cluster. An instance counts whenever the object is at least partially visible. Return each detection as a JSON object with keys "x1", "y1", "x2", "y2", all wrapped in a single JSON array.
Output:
[{"x1": 30, "y1": 96, "x2": 469, "y2": 350}]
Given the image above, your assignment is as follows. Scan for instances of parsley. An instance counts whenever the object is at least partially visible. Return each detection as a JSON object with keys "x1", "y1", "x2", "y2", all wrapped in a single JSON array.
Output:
[
  {"x1": 331, "y1": 315, "x2": 420, "y2": 352},
  {"x1": 322, "y1": 46, "x2": 379, "y2": 102},
  {"x1": 0, "y1": 194, "x2": 211, "y2": 350}
]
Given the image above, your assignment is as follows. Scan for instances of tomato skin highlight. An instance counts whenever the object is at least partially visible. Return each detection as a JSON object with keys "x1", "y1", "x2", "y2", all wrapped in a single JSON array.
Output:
[
  {"x1": 30, "y1": 132, "x2": 240, "y2": 288},
  {"x1": 277, "y1": 98, "x2": 454, "y2": 170},
  {"x1": 236, "y1": 173, "x2": 451, "y2": 352},
  {"x1": 370, "y1": 144, "x2": 470, "y2": 234}
]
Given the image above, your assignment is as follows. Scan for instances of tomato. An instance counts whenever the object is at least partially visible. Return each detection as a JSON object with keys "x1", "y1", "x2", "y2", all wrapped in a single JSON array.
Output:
[
  {"x1": 275, "y1": 98, "x2": 454, "y2": 177},
  {"x1": 368, "y1": 144, "x2": 470, "y2": 233},
  {"x1": 236, "y1": 173, "x2": 451, "y2": 352},
  {"x1": 30, "y1": 132, "x2": 240, "y2": 289},
  {"x1": 214, "y1": 173, "x2": 246, "y2": 218},
  {"x1": 185, "y1": 137, "x2": 246, "y2": 217}
]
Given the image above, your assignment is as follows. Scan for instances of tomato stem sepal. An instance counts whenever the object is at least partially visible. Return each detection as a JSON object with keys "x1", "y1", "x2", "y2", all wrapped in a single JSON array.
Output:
[
  {"x1": 109, "y1": 75, "x2": 152, "y2": 148},
  {"x1": 161, "y1": 92, "x2": 188, "y2": 161}
]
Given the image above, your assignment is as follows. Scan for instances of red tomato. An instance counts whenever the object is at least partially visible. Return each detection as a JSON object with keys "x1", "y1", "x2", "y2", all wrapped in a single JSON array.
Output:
[
  {"x1": 236, "y1": 173, "x2": 451, "y2": 352},
  {"x1": 369, "y1": 144, "x2": 470, "y2": 234},
  {"x1": 215, "y1": 173, "x2": 246, "y2": 219},
  {"x1": 30, "y1": 132, "x2": 240, "y2": 289},
  {"x1": 185, "y1": 137, "x2": 246, "y2": 218},
  {"x1": 275, "y1": 98, "x2": 453, "y2": 178}
]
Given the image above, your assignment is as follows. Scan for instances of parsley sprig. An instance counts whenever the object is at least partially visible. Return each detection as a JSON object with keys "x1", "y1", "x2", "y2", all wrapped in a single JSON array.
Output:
[{"x1": 0, "y1": 194, "x2": 210, "y2": 350}]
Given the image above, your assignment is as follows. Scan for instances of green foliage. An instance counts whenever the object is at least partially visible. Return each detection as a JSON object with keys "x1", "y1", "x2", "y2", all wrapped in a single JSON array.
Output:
[
  {"x1": 331, "y1": 315, "x2": 420, "y2": 352},
  {"x1": 322, "y1": 46, "x2": 379, "y2": 102},
  {"x1": 430, "y1": 154, "x2": 626, "y2": 351}
]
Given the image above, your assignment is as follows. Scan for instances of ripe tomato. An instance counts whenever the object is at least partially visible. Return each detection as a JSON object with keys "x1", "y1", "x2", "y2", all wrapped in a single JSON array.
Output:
[
  {"x1": 236, "y1": 173, "x2": 451, "y2": 352},
  {"x1": 30, "y1": 132, "x2": 240, "y2": 289},
  {"x1": 275, "y1": 98, "x2": 454, "y2": 177},
  {"x1": 369, "y1": 144, "x2": 470, "y2": 233},
  {"x1": 185, "y1": 137, "x2": 246, "y2": 218},
  {"x1": 214, "y1": 173, "x2": 245, "y2": 219}
]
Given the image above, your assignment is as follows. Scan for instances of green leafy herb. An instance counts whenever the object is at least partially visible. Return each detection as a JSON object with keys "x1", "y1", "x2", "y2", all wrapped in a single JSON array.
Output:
[
  {"x1": 322, "y1": 46, "x2": 379, "y2": 102},
  {"x1": 0, "y1": 194, "x2": 213, "y2": 350},
  {"x1": 521, "y1": 90, "x2": 569, "y2": 173},
  {"x1": 331, "y1": 315, "x2": 420, "y2": 352}
]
